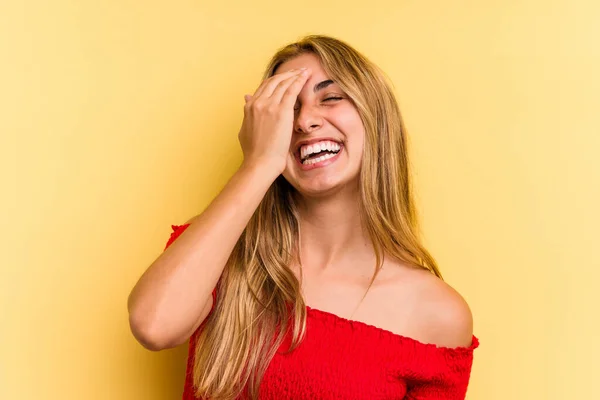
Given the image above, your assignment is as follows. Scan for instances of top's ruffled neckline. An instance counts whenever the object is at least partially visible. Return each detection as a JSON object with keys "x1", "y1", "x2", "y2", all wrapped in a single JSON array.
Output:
[{"x1": 305, "y1": 305, "x2": 479, "y2": 354}]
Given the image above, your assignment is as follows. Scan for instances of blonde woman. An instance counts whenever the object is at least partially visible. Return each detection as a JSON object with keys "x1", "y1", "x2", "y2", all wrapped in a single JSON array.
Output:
[{"x1": 128, "y1": 35, "x2": 479, "y2": 400}]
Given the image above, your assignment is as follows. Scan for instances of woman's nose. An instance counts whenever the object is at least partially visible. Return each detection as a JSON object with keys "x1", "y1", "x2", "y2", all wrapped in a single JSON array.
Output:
[{"x1": 294, "y1": 106, "x2": 323, "y2": 134}]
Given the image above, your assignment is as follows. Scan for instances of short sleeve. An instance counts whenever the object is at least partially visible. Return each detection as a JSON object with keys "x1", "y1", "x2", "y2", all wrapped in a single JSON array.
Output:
[
  {"x1": 164, "y1": 223, "x2": 192, "y2": 250},
  {"x1": 404, "y1": 336, "x2": 480, "y2": 400}
]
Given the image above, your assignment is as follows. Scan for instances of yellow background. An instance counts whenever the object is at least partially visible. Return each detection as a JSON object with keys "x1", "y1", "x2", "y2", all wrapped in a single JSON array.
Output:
[{"x1": 2, "y1": 1, "x2": 599, "y2": 399}]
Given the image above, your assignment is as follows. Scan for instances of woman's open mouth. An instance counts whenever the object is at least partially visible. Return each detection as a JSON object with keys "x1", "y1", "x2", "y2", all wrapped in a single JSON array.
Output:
[{"x1": 294, "y1": 143, "x2": 344, "y2": 171}]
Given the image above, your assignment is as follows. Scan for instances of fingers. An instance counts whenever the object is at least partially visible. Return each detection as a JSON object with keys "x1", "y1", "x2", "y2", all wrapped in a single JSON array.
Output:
[
  {"x1": 271, "y1": 69, "x2": 310, "y2": 105},
  {"x1": 252, "y1": 68, "x2": 307, "y2": 100}
]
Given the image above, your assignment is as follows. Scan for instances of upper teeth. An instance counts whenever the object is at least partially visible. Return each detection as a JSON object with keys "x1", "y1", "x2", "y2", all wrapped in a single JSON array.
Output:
[{"x1": 300, "y1": 141, "x2": 341, "y2": 160}]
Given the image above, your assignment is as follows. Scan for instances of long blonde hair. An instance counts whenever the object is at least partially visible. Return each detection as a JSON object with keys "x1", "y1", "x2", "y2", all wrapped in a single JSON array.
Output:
[{"x1": 191, "y1": 34, "x2": 442, "y2": 400}]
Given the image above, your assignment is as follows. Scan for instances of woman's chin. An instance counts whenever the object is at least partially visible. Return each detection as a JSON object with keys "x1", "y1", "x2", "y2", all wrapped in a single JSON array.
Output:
[{"x1": 295, "y1": 173, "x2": 359, "y2": 197}]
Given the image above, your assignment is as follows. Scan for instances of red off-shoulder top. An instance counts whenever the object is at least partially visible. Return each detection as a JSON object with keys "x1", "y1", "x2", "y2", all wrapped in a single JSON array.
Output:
[{"x1": 165, "y1": 223, "x2": 479, "y2": 400}]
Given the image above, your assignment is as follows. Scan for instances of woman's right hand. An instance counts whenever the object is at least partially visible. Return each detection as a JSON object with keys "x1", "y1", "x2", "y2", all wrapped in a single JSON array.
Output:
[{"x1": 238, "y1": 67, "x2": 312, "y2": 174}]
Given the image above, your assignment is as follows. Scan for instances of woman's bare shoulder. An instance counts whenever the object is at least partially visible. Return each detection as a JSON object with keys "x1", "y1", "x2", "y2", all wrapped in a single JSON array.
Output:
[{"x1": 398, "y1": 266, "x2": 474, "y2": 348}]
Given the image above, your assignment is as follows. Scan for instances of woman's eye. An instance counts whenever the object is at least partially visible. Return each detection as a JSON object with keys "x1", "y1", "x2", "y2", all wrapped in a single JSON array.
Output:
[{"x1": 294, "y1": 97, "x2": 343, "y2": 111}]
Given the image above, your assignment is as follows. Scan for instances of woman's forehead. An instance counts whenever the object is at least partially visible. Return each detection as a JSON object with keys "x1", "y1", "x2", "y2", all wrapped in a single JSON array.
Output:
[{"x1": 276, "y1": 53, "x2": 323, "y2": 74}]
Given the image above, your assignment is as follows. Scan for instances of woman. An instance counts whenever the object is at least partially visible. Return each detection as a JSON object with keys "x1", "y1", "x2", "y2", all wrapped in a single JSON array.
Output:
[{"x1": 128, "y1": 34, "x2": 479, "y2": 400}]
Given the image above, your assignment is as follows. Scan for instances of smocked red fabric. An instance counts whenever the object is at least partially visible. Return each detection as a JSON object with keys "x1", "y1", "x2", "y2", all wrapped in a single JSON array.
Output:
[{"x1": 165, "y1": 223, "x2": 479, "y2": 400}]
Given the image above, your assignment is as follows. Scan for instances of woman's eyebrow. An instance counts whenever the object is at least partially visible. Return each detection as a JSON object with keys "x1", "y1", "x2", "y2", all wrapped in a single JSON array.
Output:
[{"x1": 314, "y1": 79, "x2": 335, "y2": 93}]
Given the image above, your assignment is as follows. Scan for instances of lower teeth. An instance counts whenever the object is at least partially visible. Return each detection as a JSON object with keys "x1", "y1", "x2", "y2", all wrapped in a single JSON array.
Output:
[{"x1": 302, "y1": 151, "x2": 338, "y2": 165}]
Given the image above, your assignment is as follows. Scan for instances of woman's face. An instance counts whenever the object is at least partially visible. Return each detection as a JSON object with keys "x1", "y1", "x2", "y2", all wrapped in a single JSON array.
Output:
[{"x1": 276, "y1": 53, "x2": 366, "y2": 197}]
